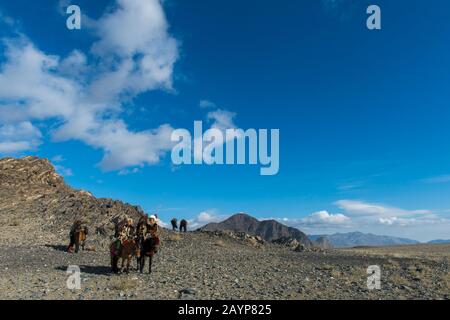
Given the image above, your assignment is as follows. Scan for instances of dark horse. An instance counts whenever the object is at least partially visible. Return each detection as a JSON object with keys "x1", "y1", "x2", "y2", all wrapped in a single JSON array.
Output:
[
  {"x1": 139, "y1": 236, "x2": 160, "y2": 274},
  {"x1": 180, "y1": 219, "x2": 188, "y2": 232},
  {"x1": 135, "y1": 217, "x2": 148, "y2": 270},
  {"x1": 170, "y1": 218, "x2": 178, "y2": 231}
]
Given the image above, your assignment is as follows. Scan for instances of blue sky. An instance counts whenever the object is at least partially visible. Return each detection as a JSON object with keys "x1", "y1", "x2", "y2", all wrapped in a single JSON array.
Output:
[{"x1": 0, "y1": 0, "x2": 449, "y2": 241}]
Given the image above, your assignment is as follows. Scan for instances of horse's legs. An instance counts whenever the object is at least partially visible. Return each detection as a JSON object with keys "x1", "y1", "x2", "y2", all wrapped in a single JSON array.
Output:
[
  {"x1": 126, "y1": 257, "x2": 131, "y2": 273},
  {"x1": 136, "y1": 245, "x2": 141, "y2": 271},
  {"x1": 111, "y1": 256, "x2": 118, "y2": 273},
  {"x1": 139, "y1": 256, "x2": 145, "y2": 273}
]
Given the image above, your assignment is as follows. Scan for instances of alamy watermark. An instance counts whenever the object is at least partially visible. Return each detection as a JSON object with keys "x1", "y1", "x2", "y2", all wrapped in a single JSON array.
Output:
[
  {"x1": 367, "y1": 265, "x2": 381, "y2": 290},
  {"x1": 64, "y1": 4, "x2": 382, "y2": 32},
  {"x1": 171, "y1": 121, "x2": 279, "y2": 176},
  {"x1": 367, "y1": 5, "x2": 381, "y2": 30},
  {"x1": 66, "y1": 5, "x2": 81, "y2": 30},
  {"x1": 66, "y1": 265, "x2": 81, "y2": 290}
]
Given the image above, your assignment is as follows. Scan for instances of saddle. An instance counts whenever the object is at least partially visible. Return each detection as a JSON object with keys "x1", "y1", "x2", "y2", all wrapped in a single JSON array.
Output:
[{"x1": 110, "y1": 239, "x2": 122, "y2": 257}]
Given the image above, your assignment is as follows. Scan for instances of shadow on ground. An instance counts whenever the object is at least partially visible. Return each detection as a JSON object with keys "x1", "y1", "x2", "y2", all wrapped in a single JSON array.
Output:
[
  {"x1": 55, "y1": 265, "x2": 113, "y2": 275},
  {"x1": 45, "y1": 244, "x2": 68, "y2": 252}
]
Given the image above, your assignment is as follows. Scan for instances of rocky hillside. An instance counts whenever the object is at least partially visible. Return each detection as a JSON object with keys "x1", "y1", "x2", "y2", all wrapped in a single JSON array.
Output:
[
  {"x1": 199, "y1": 213, "x2": 313, "y2": 247},
  {"x1": 0, "y1": 156, "x2": 144, "y2": 246}
]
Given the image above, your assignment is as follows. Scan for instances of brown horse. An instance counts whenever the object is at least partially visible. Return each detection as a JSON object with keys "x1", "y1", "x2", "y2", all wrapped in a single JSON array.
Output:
[
  {"x1": 74, "y1": 228, "x2": 87, "y2": 253},
  {"x1": 110, "y1": 239, "x2": 139, "y2": 273}
]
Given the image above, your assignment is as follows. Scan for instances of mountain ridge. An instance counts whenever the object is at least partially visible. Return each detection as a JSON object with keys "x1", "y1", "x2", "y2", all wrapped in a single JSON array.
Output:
[
  {"x1": 199, "y1": 213, "x2": 314, "y2": 247},
  {"x1": 427, "y1": 239, "x2": 450, "y2": 244},
  {"x1": 308, "y1": 232, "x2": 421, "y2": 248}
]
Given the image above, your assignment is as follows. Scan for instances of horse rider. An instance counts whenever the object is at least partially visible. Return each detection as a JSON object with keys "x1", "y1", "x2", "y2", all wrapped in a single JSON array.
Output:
[
  {"x1": 67, "y1": 219, "x2": 88, "y2": 253},
  {"x1": 140, "y1": 214, "x2": 161, "y2": 273},
  {"x1": 171, "y1": 218, "x2": 178, "y2": 231},
  {"x1": 111, "y1": 217, "x2": 134, "y2": 259},
  {"x1": 145, "y1": 214, "x2": 160, "y2": 249},
  {"x1": 114, "y1": 216, "x2": 134, "y2": 239},
  {"x1": 122, "y1": 217, "x2": 135, "y2": 239}
]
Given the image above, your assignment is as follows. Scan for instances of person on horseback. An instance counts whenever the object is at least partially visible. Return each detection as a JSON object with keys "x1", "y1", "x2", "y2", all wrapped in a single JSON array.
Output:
[
  {"x1": 145, "y1": 215, "x2": 159, "y2": 245},
  {"x1": 140, "y1": 214, "x2": 160, "y2": 274},
  {"x1": 67, "y1": 220, "x2": 88, "y2": 253},
  {"x1": 122, "y1": 217, "x2": 135, "y2": 239},
  {"x1": 135, "y1": 215, "x2": 148, "y2": 270},
  {"x1": 110, "y1": 216, "x2": 135, "y2": 273}
]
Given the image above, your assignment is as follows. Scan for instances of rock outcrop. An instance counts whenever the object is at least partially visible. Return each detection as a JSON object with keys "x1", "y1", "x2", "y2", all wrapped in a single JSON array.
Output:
[
  {"x1": 0, "y1": 156, "x2": 144, "y2": 246},
  {"x1": 201, "y1": 230, "x2": 266, "y2": 247}
]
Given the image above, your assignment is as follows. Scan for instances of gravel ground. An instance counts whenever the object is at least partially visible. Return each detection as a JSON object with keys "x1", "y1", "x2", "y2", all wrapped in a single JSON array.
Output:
[{"x1": 0, "y1": 231, "x2": 448, "y2": 300}]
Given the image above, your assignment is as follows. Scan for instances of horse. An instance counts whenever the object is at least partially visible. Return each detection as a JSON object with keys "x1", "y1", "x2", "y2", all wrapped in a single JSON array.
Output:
[
  {"x1": 170, "y1": 218, "x2": 178, "y2": 231},
  {"x1": 67, "y1": 226, "x2": 88, "y2": 253},
  {"x1": 74, "y1": 228, "x2": 87, "y2": 253},
  {"x1": 135, "y1": 219, "x2": 148, "y2": 270},
  {"x1": 110, "y1": 238, "x2": 139, "y2": 273},
  {"x1": 139, "y1": 236, "x2": 160, "y2": 274},
  {"x1": 180, "y1": 219, "x2": 188, "y2": 232}
]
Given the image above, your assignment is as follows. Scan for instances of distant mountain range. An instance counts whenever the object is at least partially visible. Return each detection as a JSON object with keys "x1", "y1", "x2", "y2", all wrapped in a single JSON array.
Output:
[
  {"x1": 199, "y1": 213, "x2": 313, "y2": 247},
  {"x1": 199, "y1": 214, "x2": 450, "y2": 248},
  {"x1": 309, "y1": 232, "x2": 422, "y2": 248},
  {"x1": 426, "y1": 239, "x2": 450, "y2": 244}
]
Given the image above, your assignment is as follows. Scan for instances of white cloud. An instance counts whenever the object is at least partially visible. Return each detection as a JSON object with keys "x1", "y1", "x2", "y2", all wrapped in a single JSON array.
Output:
[
  {"x1": 118, "y1": 167, "x2": 141, "y2": 176},
  {"x1": 51, "y1": 155, "x2": 65, "y2": 163},
  {"x1": 301, "y1": 210, "x2": 351, "y2": 226},
  {"x1": 89, "y1": 0, "x2": 178, "y2": 102},
  {"x1": 0, "y1": 121, "x2": 42, "y2": 153},
  {"x1": 335, "y1": 200, "x2": 431, "y2": 218},
  {"x1": 0, "y1": 0, "x2": 179, "y2": 171},
  {"x1": 274, "y1": 211, "x2": 352, "y2": 232},
  {"x1": 333, "y1": 199, "x2": 446, "y2": 230},
  {"x1": 0, "y1": 10, "x2": 15, "y2": 27},
  {"x1": 207, "y1": 109, "x2": 237, "y2": 131},
  {"x1": 199, "y1": 99, "x2": 216, "y2": 109},
  {"x1": 54, "y1": 164, "x2": 74, "y2": 177},
  {"x1": 188, "y1": 210, "x2": 228, "y2": 230},
  {"x1": 58, "y1": 50, "x2": 88, "y2": 80},
  {"x1": 377, "y1": 215, "x2": 446, "y2": 227},
  {"x1": 50, "y1": 154, "x2": 73, "y2": 176},
  {"x1": 0, "y1": 38, "x2": 80, "y2": 121}
]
